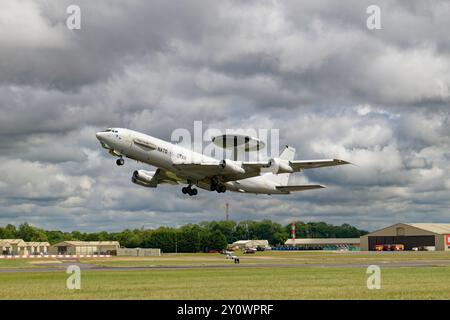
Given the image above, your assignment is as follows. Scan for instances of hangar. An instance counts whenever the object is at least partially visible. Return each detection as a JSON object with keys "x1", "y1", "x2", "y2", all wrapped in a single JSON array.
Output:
[
  {"x1": 360, "y1": 223, "x2": 450, "y2": 251},
  {"x1": 50, "y1": 241, "x2": 120, "y2": 255}
]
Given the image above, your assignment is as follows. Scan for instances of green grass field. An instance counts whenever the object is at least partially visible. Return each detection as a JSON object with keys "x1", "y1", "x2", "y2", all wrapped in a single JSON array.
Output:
[
  {"x1": 78, "y1": 251, "x2": 450, "y2": 267},
  {"x1": 0, "y1": 251, "x2": 449, "y2": 299},
  {"x1": 0, "y1": 258, "x2": 60, "y2": 269}
]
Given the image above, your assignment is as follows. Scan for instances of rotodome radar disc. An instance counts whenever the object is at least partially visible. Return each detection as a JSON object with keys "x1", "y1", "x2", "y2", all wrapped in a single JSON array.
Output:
[{"x1": 212, "y1": 134, "x2": 265, "y2": 152}]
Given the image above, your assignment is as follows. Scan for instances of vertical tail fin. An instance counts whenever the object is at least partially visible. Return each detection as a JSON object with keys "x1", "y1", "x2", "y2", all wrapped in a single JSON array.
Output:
[
  {"x1": 263, "y1": 145, "x2": 296, "y2": 186},
  {"x1": 280, "y1": 145, "x2": 296, "y2": 161}
]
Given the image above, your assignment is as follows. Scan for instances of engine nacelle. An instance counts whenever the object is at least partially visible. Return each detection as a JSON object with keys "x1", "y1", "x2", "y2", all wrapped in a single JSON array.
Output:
[
  {"x1": 220, "y1": 159, "x2": 246, "y2": 175},
  {"x1": 269, "y1": 158, "x2": 294, "y2": 174},
  {"x1": 131, "y1": 170, "x2": 157, "y2": 187}
]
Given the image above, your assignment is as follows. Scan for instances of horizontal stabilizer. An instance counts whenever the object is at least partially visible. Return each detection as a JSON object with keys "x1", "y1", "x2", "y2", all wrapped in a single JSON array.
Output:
[
  {"x1": 276, "y1": 185, "x2": 325, "y2": 192},
  {"x1": 289, "y1": 159, "x2": 350, "y2": 170}
]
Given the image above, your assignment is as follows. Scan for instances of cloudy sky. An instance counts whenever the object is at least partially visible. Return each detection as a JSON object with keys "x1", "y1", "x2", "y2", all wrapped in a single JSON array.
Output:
[{"x1": 0, "y1": 0, "x2": 449, "y2": 232}]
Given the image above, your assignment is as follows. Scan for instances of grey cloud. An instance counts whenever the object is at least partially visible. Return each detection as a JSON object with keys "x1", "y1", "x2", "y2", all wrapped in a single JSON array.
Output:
[{"x1": 0, "y1": 0, "x2": 449, "y2": 232}]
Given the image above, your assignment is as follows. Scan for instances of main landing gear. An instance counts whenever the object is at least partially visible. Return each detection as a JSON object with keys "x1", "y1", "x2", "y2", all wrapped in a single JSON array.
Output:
[
  {"x1": 182, "y1": 185, "x2": 198, "y2": 196},
  {"x1": 116, "y1": 158, "x2": 125, "y2": 166},
  {"x1": 210, "y1": 181, "x2": 226, "y2": 193}
]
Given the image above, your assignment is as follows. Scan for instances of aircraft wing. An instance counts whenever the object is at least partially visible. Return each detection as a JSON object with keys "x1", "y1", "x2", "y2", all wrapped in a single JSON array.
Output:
[
  {"x1": 276, "y1": 185, "x2": 325, "y2": 193},
  {"x1": 288, "y1": 159, "x2": 350, "y2": 171},
  {"x1": 172, "y1": 161, "x2": 266, "y2": 181},
  {"x1": 171, "y1": 159, "x2": 349, "y2": 181},
  {"x1": 155, "y1": 168, "x2": 184, "y2": 185}
]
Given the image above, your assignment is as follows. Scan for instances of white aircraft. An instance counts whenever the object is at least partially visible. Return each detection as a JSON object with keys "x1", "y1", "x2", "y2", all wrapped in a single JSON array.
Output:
[{"x1": 96, "y1": 128, "x2": 349, "y2": 196}]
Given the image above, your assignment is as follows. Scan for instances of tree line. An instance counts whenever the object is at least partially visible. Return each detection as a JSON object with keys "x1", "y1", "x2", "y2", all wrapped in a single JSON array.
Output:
[{"x1": 0, "y1": 220, "x2": 368, "y2": 252}]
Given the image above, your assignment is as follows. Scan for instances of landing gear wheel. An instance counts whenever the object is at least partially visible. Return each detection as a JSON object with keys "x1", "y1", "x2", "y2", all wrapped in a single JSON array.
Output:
[
  {"x1": 183, "y1": 186, "x2": 198, "y2": 196},
  {"x1": 216, "y1": 185, "x2": 226, "y2": 193},
  {"x1": 116, "y1": 158, "x2": 124, "y2": 166}
]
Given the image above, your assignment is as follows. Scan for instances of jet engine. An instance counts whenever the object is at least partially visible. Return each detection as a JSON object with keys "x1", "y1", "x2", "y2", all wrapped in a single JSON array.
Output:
[
  {"x1": 131, "y1": 170, "x2": 157, "y2": 187},
  {"x1": 220, "y1": 159, "x2": 245, "y2": 175},
  {"x1": 269, "y1": 158, "x2": 294, "y2": 174}
]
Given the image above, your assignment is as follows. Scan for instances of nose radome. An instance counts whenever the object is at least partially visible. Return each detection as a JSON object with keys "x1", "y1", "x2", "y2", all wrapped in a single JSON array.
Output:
[{"x1": 96, "y1": 132, "x2": 103, "y2": 140}]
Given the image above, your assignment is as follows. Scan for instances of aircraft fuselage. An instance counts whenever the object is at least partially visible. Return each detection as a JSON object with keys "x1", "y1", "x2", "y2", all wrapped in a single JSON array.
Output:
[{"x1": 96, "y1": 128, "x2": 283, "y2": 194}]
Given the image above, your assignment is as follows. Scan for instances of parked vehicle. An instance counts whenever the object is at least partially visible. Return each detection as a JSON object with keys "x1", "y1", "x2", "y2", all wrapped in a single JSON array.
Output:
[
  {"x1": 391, "y1": 244, "x2": 404, "y2": 251},
  {"x1": 374, "y1": 244, "x2": 405, "y2": 251},
  {"x1": 374, "y1": 245, "x2": 384, "y2": 251}
]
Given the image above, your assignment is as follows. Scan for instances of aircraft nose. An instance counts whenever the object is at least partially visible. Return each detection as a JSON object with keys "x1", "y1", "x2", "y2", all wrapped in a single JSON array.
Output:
[{"x1": 96, "y1": 132, "x2": 104, "y2": 141}]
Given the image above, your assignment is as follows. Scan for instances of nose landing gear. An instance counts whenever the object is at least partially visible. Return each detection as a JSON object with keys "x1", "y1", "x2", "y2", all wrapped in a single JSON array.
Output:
[{"x1": 182, "y1": 185, "x2": 198, "y2": 196}]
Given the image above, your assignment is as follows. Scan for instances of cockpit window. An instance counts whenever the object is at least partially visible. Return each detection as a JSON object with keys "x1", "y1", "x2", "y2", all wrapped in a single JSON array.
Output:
[
  {"x1": 101, "y1": 128, "x2": 118, "y2": 132},
  {"x1": 100, "y1": 128, "x2": 120, "y2": 133}
]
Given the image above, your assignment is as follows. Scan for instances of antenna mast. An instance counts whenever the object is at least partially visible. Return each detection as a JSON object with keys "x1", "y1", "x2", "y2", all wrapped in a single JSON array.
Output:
[{"x1": 225, "y1": 202, "x2": 229, "y2": 221}]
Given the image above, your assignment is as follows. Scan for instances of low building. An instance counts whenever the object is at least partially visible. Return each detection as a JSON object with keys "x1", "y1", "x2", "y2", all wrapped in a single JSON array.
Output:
[
  {"x1": 24, "y1": 241, "x2": 50, "y2": 255},
  {"x1": 360, "y1": 223, "x2": 450, "y2": 251},
  {"x1": 0, "y1": 239, "x2": 50, "y2": 256},
  {"x1": 0, "y1": 239, "x2": 26, "y2": 255},
  {"x1": 284, "y1": 238, "x2": 360, "y2": 250},
  {"x1": 117, "y1": 248, "x2": 161, "y2": 257},
  {"x1": 49, "y1": 241, "x2": 120, "y2": 255},
  {"x1": 230, "y1": 240, "x2": 270, "y2": 250}
]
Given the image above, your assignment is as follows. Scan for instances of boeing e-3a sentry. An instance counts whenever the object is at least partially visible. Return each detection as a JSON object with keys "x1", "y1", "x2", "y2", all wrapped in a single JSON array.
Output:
[{"x1": 96, "y1": 128, "x2": 349, "y2": 196}]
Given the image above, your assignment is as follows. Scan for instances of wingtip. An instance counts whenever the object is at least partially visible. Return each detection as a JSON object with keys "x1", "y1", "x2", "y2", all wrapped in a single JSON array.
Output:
[
  {"x1": 342, "y1": 160, "x2": 360, "y2": 167},
  {"x1": 335, "y1": 159, "x2": 354, "y2": 166}
]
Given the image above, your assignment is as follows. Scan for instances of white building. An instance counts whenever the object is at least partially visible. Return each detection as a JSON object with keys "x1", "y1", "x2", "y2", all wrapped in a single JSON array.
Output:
[
  {"x1": 230, "y1": 240, "x2": 270, "y2": 250},
  {"x1": 284, "y1": 238, "x2": 360, "y2": 249}
]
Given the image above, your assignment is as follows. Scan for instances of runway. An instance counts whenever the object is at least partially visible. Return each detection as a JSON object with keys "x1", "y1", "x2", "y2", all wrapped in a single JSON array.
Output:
[{"x1": 1, "y1": 258, "x2": 450, "y2": 273}]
